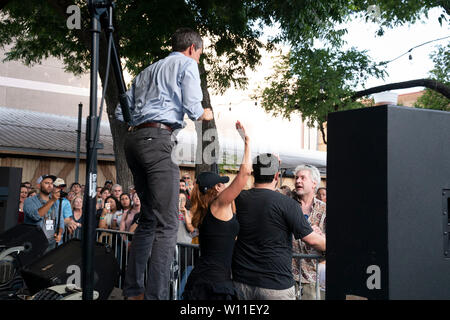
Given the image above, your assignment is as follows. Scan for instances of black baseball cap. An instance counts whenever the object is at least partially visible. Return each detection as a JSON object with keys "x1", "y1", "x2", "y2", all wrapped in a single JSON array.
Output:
[
  {"x1": 37, "y1": 174, "x2": 57, "y2": 184},
  {"x1": 196, "y1": 172, "x2": 229, "y2": 194}
]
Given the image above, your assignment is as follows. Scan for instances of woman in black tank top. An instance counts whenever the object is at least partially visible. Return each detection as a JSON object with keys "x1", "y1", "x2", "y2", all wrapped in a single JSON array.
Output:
[{"x1": 183, "y1": 121, "x2": 251, "y2": 300}]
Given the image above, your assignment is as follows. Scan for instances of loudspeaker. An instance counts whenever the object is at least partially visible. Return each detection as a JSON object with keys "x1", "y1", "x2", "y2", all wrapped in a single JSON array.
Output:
[
  {"x1": 0, "y1": 167, "x2": 22, "y2": 233},
  {"x1": 326, "y1": 105, "x2": 450, "y2": 300},
  {"x1": 0, "y1": 224, "x2": 49, "y2": 267},
  {"x1": 21, "y1": 239, "x2": 119, "y2": 300}
]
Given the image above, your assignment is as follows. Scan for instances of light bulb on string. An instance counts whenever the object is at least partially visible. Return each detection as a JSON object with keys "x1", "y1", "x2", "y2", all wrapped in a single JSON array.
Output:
[{"x1": 408, "y1": 53, "x2": 414, "y2": 66}]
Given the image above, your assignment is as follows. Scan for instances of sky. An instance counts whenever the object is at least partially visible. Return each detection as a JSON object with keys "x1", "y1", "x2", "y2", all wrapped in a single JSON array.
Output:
[
  {"x1": 341, "y1": 7, "x2": 449, "y2": 94},
  {"x1": 122, "y1": 6, "x2": 449, "y2": 157},
  {"x1": 259, "y1": 7, "x2": 449, "y2": 95},
  {"x1": 203, "y1": 6, "x2": 449, "y2": 156}
]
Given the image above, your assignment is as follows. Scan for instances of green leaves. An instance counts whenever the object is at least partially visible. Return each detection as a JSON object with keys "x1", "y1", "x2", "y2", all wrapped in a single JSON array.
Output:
[
  {"x1": 257, "y1": 46, "x2": 386, "y2": 128},
  {"x1": 256, "y1": 0, "x2": 448, "y2": 133},
  {"x1": 0, "y1": 0, "x2": 90, "y2": 75},
  {"x1": 415, "y1": 43, "x2": 450, "y2": 111},
  {"x1": 0, "y1": 0, "x2": 448, "y2": 126},
  {"x1": 0, "y1": 0, "x2": 265, "y2": 93}
]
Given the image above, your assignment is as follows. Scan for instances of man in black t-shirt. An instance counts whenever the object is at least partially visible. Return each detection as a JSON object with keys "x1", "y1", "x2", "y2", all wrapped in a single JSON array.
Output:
[{"x1": 232, "y1": 154, "x2": 326, "y2": 300}]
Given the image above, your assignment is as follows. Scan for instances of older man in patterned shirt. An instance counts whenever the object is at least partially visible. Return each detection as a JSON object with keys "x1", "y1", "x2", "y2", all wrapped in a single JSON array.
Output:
[{"x1": 292, "y1": 164, "x2": 326, "y2": 300}]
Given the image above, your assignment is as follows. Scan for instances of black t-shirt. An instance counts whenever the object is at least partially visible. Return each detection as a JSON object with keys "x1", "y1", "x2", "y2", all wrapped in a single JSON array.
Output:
[
  {"x1": 131, "y1": 212, "x2": 141, "y2": 225},
  {"x1": 232, "y1": 188, "x2": 313, "y2": 290}
]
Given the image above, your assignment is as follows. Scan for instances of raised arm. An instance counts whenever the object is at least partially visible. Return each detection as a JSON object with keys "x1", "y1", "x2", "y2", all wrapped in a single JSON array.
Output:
[
  {"x1": 215, "y1": 121, "x2": 252, "y2": 208},
  {"x1": 302, "y1": 231, "x2": 326, "y2": 252}
]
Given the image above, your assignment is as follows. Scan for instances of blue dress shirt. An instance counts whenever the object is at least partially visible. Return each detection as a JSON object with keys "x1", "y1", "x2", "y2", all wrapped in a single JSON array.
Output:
[
  {"x1": 23, "y1": 195, "x2": 72, "y2": 243},
  {"x1": 115, "y1": 52, "x2": 205, "y2": 129}
]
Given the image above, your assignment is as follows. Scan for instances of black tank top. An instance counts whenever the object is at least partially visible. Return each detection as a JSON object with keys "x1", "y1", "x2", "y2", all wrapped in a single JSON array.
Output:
[
  {"x1": 183, "y1": 206, "x2": 241, "y2": 299},
  {"x1": 191, "y1": 207, "x2": 239, "y2": 281}
]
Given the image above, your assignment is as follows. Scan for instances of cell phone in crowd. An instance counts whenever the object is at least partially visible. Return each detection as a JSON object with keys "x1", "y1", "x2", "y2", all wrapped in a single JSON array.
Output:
[{"x1": 105, "y1": 203, "x2": 110, "y2": 210}]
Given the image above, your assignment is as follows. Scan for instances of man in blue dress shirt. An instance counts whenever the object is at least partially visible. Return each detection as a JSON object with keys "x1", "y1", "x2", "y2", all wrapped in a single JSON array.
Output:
[
  {"x1": 23, "y1": 175, "x2": 71, "y2": 253},
  {"x1": 116, "y1": 27, "x2": 213, "y2": 300}
]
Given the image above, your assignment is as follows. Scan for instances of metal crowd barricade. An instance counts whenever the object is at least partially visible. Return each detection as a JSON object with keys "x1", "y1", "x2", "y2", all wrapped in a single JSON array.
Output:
[
  {"x1": 62, "y1": 227, "x2": 133, "y2": 289},
  {"x1": 62, "y1": 227, "x2": 82, "y2": 242},
  {"x1": 173, "y1": 242, "x2": 200, "y2": 300},
  {"x1": 292, "y1": 253, "x2": 324, "y2": 300},
  {"x1": 62, "y1": 228, "x2": 324, "y2": 300},
  {"x1": 95, "y1": 228, "x2": 134, "y2": 289}
]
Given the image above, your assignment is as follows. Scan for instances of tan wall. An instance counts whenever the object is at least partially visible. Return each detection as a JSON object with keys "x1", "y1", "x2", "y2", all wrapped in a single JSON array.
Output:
[
  {"x1": 397, "y1": 91, "x2": 424, "y2": 107},
  {"x1": 0, "y1": 156, "x2": 116, "y2": 187},
  {"x1": 0, "y1": 46, "x2": 106, "y2": 119},
  {"x1": 2, "y1": 87, "x2": 95, "y2": 119}
]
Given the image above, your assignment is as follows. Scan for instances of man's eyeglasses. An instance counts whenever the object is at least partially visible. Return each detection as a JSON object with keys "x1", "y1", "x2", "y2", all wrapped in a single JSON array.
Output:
[{"x1": 183, "y1": 176, "x2": 190, "y2": 180}]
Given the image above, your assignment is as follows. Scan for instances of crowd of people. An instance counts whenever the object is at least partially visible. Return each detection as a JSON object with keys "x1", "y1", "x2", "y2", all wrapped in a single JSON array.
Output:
[
  {"x1": 17, "y1": 177, "x2": 143, "y2": 250},
  {"x1": 16, "y1": 160, "x2": 327, "y2": 300},
  {"x1": 15, "y1": 27, "x2": 329, "y2": 301}
]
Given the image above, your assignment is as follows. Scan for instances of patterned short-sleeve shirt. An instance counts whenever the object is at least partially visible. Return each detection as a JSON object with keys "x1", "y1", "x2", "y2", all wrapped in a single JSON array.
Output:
[{"x1": 292, "y1": 196, "x2": 326, "y2": 284}]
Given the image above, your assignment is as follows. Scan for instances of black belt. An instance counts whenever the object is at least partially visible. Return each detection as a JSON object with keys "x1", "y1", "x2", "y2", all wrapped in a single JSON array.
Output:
[{"x1": 131, "y1": 122, "x2": 173, "y2": 133}]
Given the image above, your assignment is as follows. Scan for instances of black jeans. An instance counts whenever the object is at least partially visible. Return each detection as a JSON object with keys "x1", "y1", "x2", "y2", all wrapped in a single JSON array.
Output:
[{"x1": 122, "y1": 127, "x2": 179, "y2": 299}]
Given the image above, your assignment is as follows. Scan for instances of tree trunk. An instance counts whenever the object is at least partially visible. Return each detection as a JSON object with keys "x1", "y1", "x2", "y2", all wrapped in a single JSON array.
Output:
[
  {"x1": 97, "y1": 35, "x2": 134, "y2": 191},
  {"x1": 195, "y1": 63, "x2": 220, "y2": 178}
]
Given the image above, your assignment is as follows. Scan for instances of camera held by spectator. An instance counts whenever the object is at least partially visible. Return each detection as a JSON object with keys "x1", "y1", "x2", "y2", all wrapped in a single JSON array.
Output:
[{"x1": 54, "y1": 178, "x2": 68, "y2": 198}]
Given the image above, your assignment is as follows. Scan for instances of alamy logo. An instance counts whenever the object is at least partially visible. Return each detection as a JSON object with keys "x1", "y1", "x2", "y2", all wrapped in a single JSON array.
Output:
[
  {"x1": 66, "y1": 5, "x2": 81, "y2": 30},
  {"x1": 366, "y1": 265, "x2": 381, "y2": 290},
  {"x1": 367, "y1": 5, "x2": 381, "y2": 23},
  {"x1": 66, "y1": 265, "x2": 81, "y2": 287}
]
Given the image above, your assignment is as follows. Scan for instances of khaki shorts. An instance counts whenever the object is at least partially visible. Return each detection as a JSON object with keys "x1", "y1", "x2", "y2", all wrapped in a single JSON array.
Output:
[
  {"x1": 296, "y1": 282, "x2": 325, "y2": 300},
  {"x1": 233, "y1": 281, "x2": 295, "y2": 300}
]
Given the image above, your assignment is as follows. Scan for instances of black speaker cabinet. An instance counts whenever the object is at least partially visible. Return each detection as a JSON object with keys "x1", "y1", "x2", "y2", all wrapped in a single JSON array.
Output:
[
  {"x1": 0, "y1": 224, "x2": 48, "y2": 267},
  {"x1": 326, "y1": 105, "x2": 450, "y2": 300},
  {"x1": 21, "y1": 239, "x2": 119, "y2": 300},
  {"x1": 0, "y1": 167, "x2": 22, "y2": 232}
]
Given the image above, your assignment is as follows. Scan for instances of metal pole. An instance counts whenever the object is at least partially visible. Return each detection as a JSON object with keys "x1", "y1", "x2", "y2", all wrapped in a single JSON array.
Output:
[
  {"x1": 315, "y1": 260, "x2": 320, "y2": 300},
  {"x1": 82, "y1": 1, "x2": 102, "y2": 300},
  {"x1": 75, "y1": 103, "x2": 82, "y2": 183}
]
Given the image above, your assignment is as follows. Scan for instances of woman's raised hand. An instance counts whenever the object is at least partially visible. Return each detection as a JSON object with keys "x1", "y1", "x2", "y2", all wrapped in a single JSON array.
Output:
[{"x1": 236, "y1": 120, "x2": 249, "y2": 142}]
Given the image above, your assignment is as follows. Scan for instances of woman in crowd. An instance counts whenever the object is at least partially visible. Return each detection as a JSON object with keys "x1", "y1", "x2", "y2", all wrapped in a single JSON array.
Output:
[
  {"x1": 27, "y1": 189, "x2": 37, "y2": 198},
  {"x1": 98, "y1": 196, "x2": 121, "y2": 230},
  {"x1": 97, "y1": 187, "x2": 111, "y2": 210},
  {"x1": 183, "y1": 121, "x2": 251, "y2": 300},
  {"x1": 316, "y1": 187, "x2": 327, "y2": 203},
  {"x1": 18, "y1": 185, "x2": 28, "y2": 223},
  {"x1": 69, "y1": 196, "x2": 83, "y2": 239},
  {"x1": 71, "y1": 196, "x2": 83, "y2": 227},
  {"x1": 120, "y1": 193, "x2": 141, "y2": 233},
  {"x1": 114, "y1": 193, "x2": 132, "y2": 230},
  {"x1": 98, "y1": 195, "x2": 121, "y2": 245},
  {"x1": 66, "y1": 191, "x2": 75, "y2": 203}
]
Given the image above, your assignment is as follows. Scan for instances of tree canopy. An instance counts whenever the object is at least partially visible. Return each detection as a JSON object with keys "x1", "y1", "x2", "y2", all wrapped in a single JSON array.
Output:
[
  {"x1": 0, "y1": 0, "x2": 272, "y2": 184},
  {"x1": 0, "y1": 0, "x2": 448, "y2": 179},
  {"x1": 415, "y1": 43, "x2": 450, "y2": 111},
  {"x1": 255, "y1": 0, "x2": 449, "y2": 137},
  {"x1": 0, "y1": 0, "x2": 268, "y2": 91}
]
